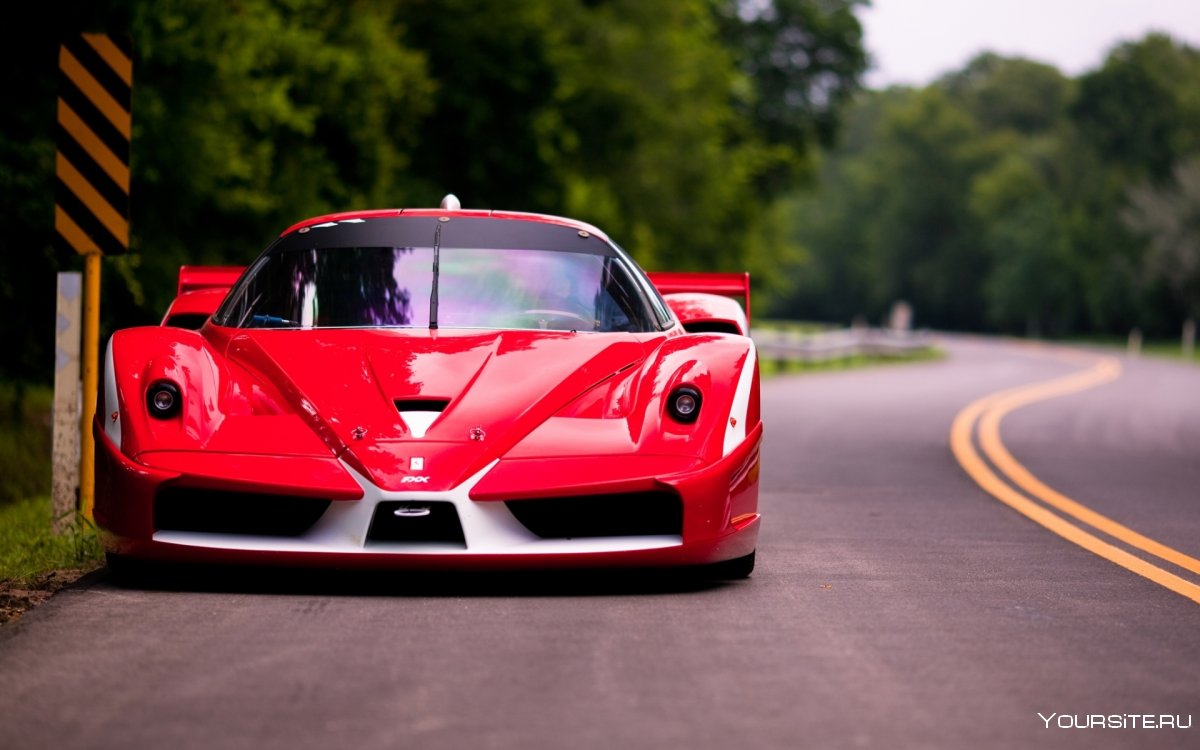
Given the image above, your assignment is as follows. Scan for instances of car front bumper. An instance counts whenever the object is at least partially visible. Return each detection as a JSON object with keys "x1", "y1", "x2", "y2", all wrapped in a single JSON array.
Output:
[{"x1": 95, "y1": 420, "x2": 761, "y2": 571}]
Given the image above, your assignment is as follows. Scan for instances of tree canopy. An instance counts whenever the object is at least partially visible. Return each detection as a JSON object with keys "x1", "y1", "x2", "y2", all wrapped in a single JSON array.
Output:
[
  {"x1": 1, "y1": 0, "x2": 867, "y2": 382},
  {"x1": 5, "y1": 4, "x2": 1197, "y2": 384},
  {"x1": 774, "y1": 33, "x2": 1200, "y2": 339}
]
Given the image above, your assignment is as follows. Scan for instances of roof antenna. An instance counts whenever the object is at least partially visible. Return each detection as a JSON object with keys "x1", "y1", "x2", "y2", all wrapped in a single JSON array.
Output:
[
  {"x1": 440, "y1": 194, "x2": 461, "y2": 211},
  {"x1": 429, "y1": 220, "x2": 442, "y2": 330}
]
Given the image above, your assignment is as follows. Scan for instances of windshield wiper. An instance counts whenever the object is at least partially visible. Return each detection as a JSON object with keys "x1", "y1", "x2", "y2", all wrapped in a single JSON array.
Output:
[
  {"x1": 249, "y1": 314, "x2": 296, "y2": 328},
  {"x1": 429, "y1": 221, "x2": 442, "y2": 330}
]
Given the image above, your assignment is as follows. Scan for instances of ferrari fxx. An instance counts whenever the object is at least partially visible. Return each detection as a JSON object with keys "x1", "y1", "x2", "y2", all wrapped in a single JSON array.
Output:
[{"x1": 96, "y1": 199, "x2": 762, "y2": 576}]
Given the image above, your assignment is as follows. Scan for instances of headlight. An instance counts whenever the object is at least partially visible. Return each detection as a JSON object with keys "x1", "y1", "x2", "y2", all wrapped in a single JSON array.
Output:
[
  {"x1": 667, "y1": 386, "x2": 701, "y2": 424},
  {"x1": 146, "y1": 380, "x2": 181, "y2": 419}
]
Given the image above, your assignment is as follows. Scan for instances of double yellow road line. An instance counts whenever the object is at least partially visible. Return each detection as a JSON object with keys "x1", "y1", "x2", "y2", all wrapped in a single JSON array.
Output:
[{"x1": 950, "y1": 350, "x2": 1200, "y2": 604}]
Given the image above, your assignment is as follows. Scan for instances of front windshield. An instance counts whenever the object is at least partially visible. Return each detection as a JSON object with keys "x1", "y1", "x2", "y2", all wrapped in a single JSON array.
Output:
[{"x1": 217, "y1": 246, "x2": 658, "y2": 332}]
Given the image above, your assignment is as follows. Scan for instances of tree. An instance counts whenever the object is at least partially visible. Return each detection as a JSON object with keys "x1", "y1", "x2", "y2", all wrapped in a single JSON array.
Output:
[
  {"x1": 400, "y1": 0, "x2": 564, "y2": 211},
  {"x1": 1, "y1": 0, "x2": 870, "y2": 383},
  {"x1": 551, "y1": 0, "x2": 763, "y2": 274},
  {"x1": 129, "y1": 0, "x2": 435, "y2": 306},
  {"x1": 864, "y1": 88, "x2": 992, "y2": 329},
  {"x1": 0, "y1": 0, "x2": 437, "y2": 380},
  {"x1": 1121, "y1": 157, "x2": 1200, "y2": 327},
  {"x1": 940, "y1": 53, "x2": 1072, "y2": 136},
  {"x1": 969, "y1": 154, "x2": 1076, "y2": 335},
  {"x1": 772, "y1": 32, "x2": 1200, "y2": 339},
  {"x1": 773, "y1": 89, "x2": 908, "y2": 324},
  {"x1": 1064, "y1": 34, "x2": 1200, "y2": 336},
  {"x1": 712, "y1": 0, "x2": 868, "y2": 192},
  {"x1": 1070, "y1": 34, "x2": 1200, "y2": 182}
]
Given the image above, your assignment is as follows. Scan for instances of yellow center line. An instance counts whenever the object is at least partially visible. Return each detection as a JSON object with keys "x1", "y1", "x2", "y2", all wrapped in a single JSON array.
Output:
[
  {"x1": 976, "y1": 358, "x2": 1200, "y2": 576},
  {"x1": 950, "y1": 353, "x2": 1200, "y2": 604}
]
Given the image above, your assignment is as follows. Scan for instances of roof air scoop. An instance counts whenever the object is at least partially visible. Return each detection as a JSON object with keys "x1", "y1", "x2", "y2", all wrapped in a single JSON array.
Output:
[
  {"x1": 395, "y1": 398, "x2": 451, "y2": 439},
  {"x1": 440, "y1": 194, "x2": 461, "y2": 211}
]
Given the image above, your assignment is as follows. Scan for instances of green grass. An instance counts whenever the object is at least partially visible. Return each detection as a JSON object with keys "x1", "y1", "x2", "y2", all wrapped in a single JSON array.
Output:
[
  {"x1": 1139, "y1": 341, "x2": 1200, "y2": 364},
  {"x1": 0, "y1": 380, "x2": 101, "y2": 592},
  {"x1": 758, "y1": 346, "x2": 944, "y2": 378},
  {"x1": 753, "y1": 319, "x2": 834, "y2": 335},
  {"x1": 0, "y1": 496, "x2": 102, "y2": 583},
  {"x1": 0, "y1": 382, "x2": 53, "y2": 506},
  {"x1": 1059, "y1": 335, "x2": 1200, "y2": 365}
]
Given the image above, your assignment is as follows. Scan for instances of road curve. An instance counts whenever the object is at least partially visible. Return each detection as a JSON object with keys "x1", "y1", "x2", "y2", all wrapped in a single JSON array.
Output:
[{"x1": 1, "y1": 336, "x2": 1197, "y2": 750}]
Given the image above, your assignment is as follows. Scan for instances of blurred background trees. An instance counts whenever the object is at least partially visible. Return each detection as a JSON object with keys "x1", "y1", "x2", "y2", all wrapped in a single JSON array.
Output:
[
  {"x1": 1, "y1": 0, "x2": 867, "y2": 383},
  {"x1": 776, "y1": 32, "x2": 1200, "y2": 341},
  {"x1": 2, "y1": 1, "x2": 1199, "y2": 386}
]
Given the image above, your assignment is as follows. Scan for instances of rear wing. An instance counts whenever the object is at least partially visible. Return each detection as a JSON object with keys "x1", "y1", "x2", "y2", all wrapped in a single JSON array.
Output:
[
  {"x1": 177, "y1": 266, "x2": 244, "y2": 297},
  {"x1": 647, "y1": 271, "x2": 752, "y2": 332},
  {"x1": 646, "y1": 272, "x2": 751, "y2": 324},
  {"x1": 163, "y1": 266, "x2": 245, "y2": 329}
]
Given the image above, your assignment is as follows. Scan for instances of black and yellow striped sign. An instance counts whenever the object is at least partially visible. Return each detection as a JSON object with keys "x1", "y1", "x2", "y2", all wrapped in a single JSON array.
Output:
[{"x1": 55, "y1": 34, "x2": 132, "y2": 256}]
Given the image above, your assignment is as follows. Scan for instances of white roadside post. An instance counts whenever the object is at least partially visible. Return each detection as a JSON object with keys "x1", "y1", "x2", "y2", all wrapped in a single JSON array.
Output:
[
  {"x1": 52, "y1": 271, "x2": 83, "y2": 533},
  {"x1": 1127, "y1": 327, "x2": 1142, "y2": 357}
]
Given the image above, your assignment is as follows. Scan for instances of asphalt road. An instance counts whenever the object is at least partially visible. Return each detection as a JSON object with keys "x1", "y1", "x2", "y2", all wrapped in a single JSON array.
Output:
[{"x1": 1, "y1": 337, "x2": 1197, "y2": 750}]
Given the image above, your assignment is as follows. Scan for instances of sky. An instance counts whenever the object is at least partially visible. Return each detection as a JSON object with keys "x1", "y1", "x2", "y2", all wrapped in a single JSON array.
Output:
[{"x1": 859, "y1": 0, "x2": 1200, "y2": 88}]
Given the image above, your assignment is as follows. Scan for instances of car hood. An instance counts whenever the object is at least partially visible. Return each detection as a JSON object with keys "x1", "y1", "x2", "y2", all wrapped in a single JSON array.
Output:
[{"x1": 224, "y1": 329, "x2": 654, "y2": 490}]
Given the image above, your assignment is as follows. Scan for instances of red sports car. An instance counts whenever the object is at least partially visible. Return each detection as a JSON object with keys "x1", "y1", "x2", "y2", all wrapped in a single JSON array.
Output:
[{"x1": 95, "y1": 199, "x2": 762, "y2": 577}]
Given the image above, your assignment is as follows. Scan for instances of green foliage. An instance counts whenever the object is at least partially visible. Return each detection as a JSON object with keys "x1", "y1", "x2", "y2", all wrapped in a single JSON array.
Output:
[
  {"x1": 758, "y1": 346, "x2": 944, "y2": 378},
  {"x1": 554, "y1": 0, "x2": 746, "y2": 269},
  {"x1": 866, "y1": 88, "x2": 991, "y2": 329},
  {"x1": 1, "y1": 0, "x2": 866, "y2": 383},
  {"x1": 970, "y1": 154, "x2": 1076, "y2": 335},
  {"x1": 774, "y1": 34, "x2": 1200, "y2": 338},
  {"x1": 400, "y1": 0, "x2": 563, "y2": 211},
  {"x1": 1121, "y1": 157, "x2": 1200, "y2": 320},
  {"x1": 712, "y1": 0, "x2": 868, "y2": 191},
  {"x1": 546, "y1": 0, "x2": 807, "y2": 286},
  {"x1": 941, "y1": 53, "x2": 1072, "y2": 135},
  {"x1": 0, "y1": 383, "x2": 53, "y2": 507},
  {"x1": 1070, "y1": 34, "x2": 1200, "y2": 181},
  {"x1": 1141, "y1": 341, "x2": 1200, "y2": 364},
  {"x1": 128, "y1": 0, "x2": 436, "y2": 310},
  {"x1": 0, "y1": 496, "x2": 102, "y2": 583}
]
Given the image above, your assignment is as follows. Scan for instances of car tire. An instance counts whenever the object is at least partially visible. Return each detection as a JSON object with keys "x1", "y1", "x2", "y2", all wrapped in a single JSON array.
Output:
[
  {"x1": 709, "y1": 550, "x2": 755, "y2": 580},
  {"x1": 104, "y1": 552, "x2": 158, "y2": 584}
]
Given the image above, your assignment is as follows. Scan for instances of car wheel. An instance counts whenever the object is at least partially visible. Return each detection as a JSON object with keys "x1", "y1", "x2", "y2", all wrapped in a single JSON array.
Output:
[
  {"x1": 709, "y1": 550, "x2": 755, "y2": 580},
  {"x1": 104, "y1": 552, "x2": 158, "y2": 584}
]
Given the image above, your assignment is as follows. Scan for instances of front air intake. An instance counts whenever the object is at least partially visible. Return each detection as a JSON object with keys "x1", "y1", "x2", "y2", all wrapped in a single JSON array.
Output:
[
  {"x1": 395, "y1": 398, "x2": 451, "y2": 438},
  {"x1": 367, "y1": 502, "x2": 466, "y2": 547},
  {"x1": 394, "y1": 399, "x2": 450, "y2": 412},
  {"x1": 155, "y1": 488, "x2": 330, "y2": 536},
  {"x1": 505, "y1": 492, "x2": 682, "y2": 539}
]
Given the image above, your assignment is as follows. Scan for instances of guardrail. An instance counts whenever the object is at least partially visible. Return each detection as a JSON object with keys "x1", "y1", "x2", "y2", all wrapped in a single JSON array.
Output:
[{"x1": 751, "y1": 326, "x2": 936, "y2": 363}]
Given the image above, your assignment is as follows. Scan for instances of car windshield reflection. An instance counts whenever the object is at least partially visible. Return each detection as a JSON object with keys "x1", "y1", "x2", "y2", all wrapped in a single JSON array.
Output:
[{"x1": 223, "y1": 246, "x2": 657, "y2": 333}]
